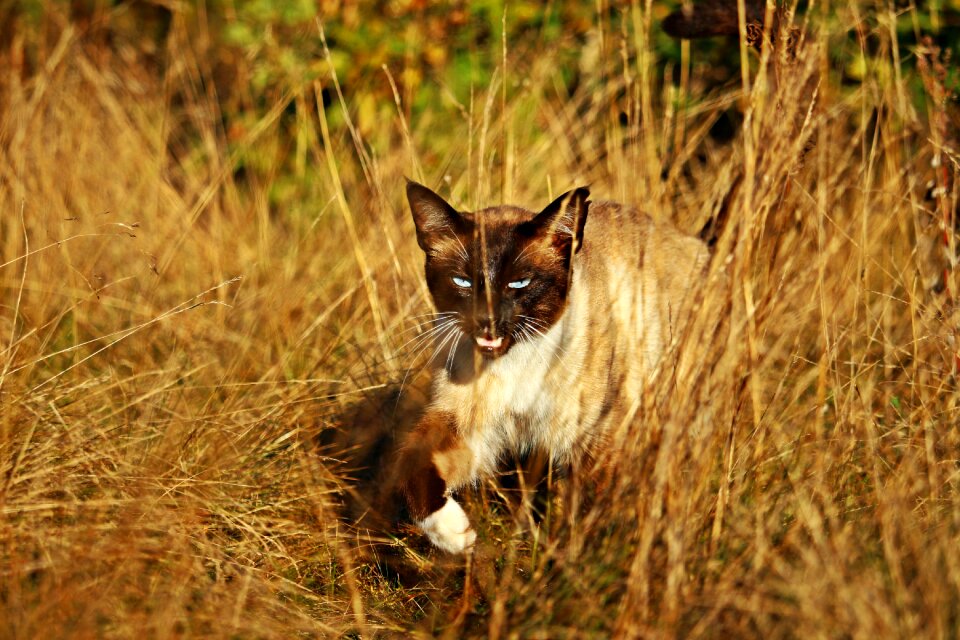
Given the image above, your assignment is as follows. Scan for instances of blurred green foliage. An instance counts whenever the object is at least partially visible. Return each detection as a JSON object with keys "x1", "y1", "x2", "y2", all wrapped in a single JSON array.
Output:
[
  {"x1": 3, "y1": 0, "x2": 958, "y2": 213},
  {"x1": 7, "y1": 1, "x2": 960, "y2": 130},
  {"x1": 7, "y1": 1, "x2": 960, "y2": 102},
  {"x1": 207, "y1": 1, "x2": 600, "y2": 116}
]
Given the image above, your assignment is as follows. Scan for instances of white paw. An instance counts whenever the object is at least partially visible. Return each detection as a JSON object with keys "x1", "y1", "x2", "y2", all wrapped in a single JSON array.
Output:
[{"x1": 416, "y1": 497, "x2": 477, "y2": 554}]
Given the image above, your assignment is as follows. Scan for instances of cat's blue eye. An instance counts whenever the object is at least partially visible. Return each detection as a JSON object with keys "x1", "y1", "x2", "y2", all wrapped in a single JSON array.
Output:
[
  {"x1": 452, "y1": 276, "x2": 472, "y2": 288},
  {"x1": 507, "y1": 278, "x2": 531, "y2": 289}
]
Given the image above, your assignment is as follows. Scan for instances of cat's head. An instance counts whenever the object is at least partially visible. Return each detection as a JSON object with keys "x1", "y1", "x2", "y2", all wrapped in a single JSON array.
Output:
[{"x1": 407, "y1": 180, "x2": 590, "y2": 359}]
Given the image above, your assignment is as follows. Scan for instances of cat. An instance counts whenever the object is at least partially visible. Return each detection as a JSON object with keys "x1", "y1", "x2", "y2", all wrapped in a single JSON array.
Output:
[{"x1": 393, "y1": 180, "x2": 709, "y2": 553}]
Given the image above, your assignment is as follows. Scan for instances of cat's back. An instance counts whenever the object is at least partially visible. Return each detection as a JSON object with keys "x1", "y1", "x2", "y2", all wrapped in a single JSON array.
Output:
[
  {"x1": 573, "y1": 200, "x2": 709, "y2": 383},
  {"x1": 579, "y1": 200, "x2": 708, "y2": 298}
]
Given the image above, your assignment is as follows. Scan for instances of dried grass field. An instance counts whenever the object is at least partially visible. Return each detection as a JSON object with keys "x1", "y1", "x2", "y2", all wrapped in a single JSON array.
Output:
[{"x1": 1, "y1": 3, "x2": 958, "y2": 638}]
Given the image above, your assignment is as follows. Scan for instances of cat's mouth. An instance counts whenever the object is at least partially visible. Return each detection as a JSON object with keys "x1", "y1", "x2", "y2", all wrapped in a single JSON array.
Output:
[{"x1": 475, "y1": 334, "x2": 506, "y2": 357}]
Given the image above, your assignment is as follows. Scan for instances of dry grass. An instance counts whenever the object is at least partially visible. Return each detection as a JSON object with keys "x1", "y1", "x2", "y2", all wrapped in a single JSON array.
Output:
[{"x1": 1, "y1": 5, "x2": 958, "y2": 638}]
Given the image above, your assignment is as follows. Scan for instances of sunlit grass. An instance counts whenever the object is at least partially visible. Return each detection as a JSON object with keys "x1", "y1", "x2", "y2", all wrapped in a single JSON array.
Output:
[{"x1": 1, "y1": 3, "x2": 958, "y2": 638}]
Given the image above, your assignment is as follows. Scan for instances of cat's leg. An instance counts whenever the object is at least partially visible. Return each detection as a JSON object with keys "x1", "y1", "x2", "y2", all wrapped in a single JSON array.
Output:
[{"x1": 395, "y1": 410, "x2": 478, "y2": 553}]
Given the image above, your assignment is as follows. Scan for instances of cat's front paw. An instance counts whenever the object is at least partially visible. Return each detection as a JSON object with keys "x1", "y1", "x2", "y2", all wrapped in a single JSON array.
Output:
[{"x1": 416, "y1": 497, "x2": 476, "y2": 554}]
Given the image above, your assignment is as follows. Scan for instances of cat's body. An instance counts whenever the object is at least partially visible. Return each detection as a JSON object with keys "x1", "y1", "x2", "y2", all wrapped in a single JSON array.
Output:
[{"x1": 395, "y1": 183, "x2": 708, "y2": 553}]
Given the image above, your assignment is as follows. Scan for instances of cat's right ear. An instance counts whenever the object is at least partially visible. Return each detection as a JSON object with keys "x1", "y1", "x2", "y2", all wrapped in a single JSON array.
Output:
[
  {"x1": 527, "y1": 186, "x2": 591, "y2": 254},
  {"x1": 406, "y1": 180, "x2": 462, "y2": 253}
]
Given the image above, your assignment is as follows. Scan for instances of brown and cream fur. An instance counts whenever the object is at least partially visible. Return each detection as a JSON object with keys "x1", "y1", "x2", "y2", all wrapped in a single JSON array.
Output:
[{"x1": 395, "y1": 181, "x2": 708, "y2": 553}]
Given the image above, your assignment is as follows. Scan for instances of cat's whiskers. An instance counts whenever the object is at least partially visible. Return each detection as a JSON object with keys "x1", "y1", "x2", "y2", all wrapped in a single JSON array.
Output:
[
  {"x1": 517, "y1": 315, "x2": 567, "y2": 354},
  {"x1": 404, "y1": 311, "x2": 459, "y2": 327},
  {"x1": 518, "y1": 314, "x2": 570, "y2": 358},
  {"x1": 513, "y1": 324, "x2": 529, "y2": 346},
  {"x1": 407, "y1": 311, "x2": 458, "y2": 321},
  {"x1": 516, "y1": 324, "x2": 556, "y2": 376},
  {"x1": 396, "y1": 312, "x2": 459, "y2": 337},
  {"x1": 405, "y1": 323, "x2": 461, "y2": 367},
  {"x1": 513, "y1": 324, "x2": 569, "y2": 399},
  {"x1": 386, "y1": 307, "x2": 452, "y2": 334},
  {"x1": 394, "y1": 317, "x2": 459, "y2": 355},
  {"x1": 394, "y1": 317, "x2": 463, "y2": 409},
  {"x1": 443, "y1": 328, "x2": 464, "y2": 373},
  {"x1": 524, "y1": 322, "x2": 565, "y2": 356},
  {"x1": 429, "y1": 323, "x2": 461, "y2": 370},
  {"x1": 516, "y1": 313, "x2": 547, "y2": 326},
  {"x1": 516, "y1": 314, "x2": 552, "y2": 331},
  {"x1": 394, "y1": 322, "x2": 462, "y2": 397},
  {"x1": 519, "y1": 319, "x2": 571, "y2": 373}
]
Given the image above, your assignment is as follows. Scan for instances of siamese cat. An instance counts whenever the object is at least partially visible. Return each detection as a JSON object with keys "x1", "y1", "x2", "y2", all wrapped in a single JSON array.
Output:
[{"x1": 395, "y1": 181, "x2": 708, "y2": 553}]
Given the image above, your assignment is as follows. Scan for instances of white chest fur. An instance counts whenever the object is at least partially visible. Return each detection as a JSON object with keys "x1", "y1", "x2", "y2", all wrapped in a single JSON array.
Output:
[{"x1": 431, "y1": 317, "x2": 573, "y2": 478}]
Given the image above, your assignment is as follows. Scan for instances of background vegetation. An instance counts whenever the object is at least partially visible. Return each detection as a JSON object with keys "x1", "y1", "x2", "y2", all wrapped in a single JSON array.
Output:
[{"x1": 1, "y1": 0, "x2": 958, "y2": 637}]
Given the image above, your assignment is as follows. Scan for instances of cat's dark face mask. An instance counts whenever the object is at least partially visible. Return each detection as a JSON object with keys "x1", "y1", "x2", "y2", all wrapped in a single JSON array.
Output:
[{"x1": 407, "y1": 181, "x2": 590, "y2": 359}]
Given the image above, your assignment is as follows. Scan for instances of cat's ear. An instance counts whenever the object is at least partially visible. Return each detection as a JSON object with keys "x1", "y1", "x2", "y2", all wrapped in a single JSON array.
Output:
[
  {"x1": 527, "y1": 187, "x2": 591, "y2": 253},
  {"x1": 406, "y1": 180, "x2": 463, "y2": 253}
]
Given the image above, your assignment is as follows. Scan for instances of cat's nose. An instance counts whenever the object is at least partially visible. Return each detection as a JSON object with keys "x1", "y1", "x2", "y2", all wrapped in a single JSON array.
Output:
[{"x1": 477, "y1": 324, "x2": 498, "y2": 339}]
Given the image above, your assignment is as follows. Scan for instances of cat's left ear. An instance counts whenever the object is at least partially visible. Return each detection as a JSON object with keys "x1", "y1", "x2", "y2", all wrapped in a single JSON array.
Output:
[{"x1": 528, "y1": 187, "x2": 591, "y2": 253}]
